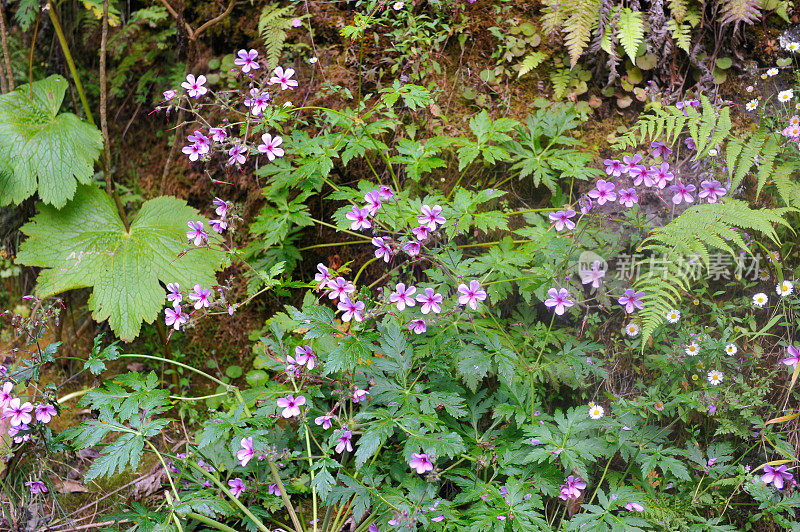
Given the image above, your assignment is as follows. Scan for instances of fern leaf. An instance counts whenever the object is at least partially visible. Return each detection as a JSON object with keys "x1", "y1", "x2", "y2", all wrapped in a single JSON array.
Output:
[
  {"x1": 518, "y1": 52, "x2": 548, "y2": 78},
  {"x1": 755, "y1": 134, "x2": 780, "y2": 198},
  {"x1": 542, "y1": 0, "x2": 569, "y2": 36},
  {"x1": 719, "y1": 0, "x2": 761, "y2": 25},
  {"x1": 636, "y1": 200, "x2": 792, "y2": 346},
  {"x1": 668, "y1": 0, "x2": 688, "y2": 22},
  {"x1": 258, "y1": 3, "x2": 295, "y2": 70},
  {"x1": 564, "y1": 0, "x2": 600, "y2": 67},
  {"x1": 666, "y1": 20, "x2": 691, "y2": 53},
  {"x1": 772, "y1": 163, "x2": 800, "y2": 208},
  {"x1": 618, "y1": 8, "x2": 645, "y2": 62}
]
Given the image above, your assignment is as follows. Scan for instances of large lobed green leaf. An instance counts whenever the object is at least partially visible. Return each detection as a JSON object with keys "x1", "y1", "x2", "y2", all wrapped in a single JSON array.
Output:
[
  {"x1": 0, "y1": 75, "x2": 103, "y2": 207},
  {"x1": 16, "y1": 185, "x2": 221, "y2": 341}
]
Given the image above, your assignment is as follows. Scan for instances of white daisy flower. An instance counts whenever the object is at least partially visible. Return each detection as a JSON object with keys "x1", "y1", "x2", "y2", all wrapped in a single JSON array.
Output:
[
  {"x1": 725, "y1": 344, "x2": 737, "y2": 356},
  {"x1": 789, "y1": 43, "x2": 800, "y2": 52},
  {"x1": 709, "y1": 148, "x2": 718, "y2": 156},
  {"x1": 758, "y1": 269, "x2": 770, "y2": 281},
  {"x1": 778, "y1": 89, "x2": 794, "y2": 103},
  {"x1": 685, "y1": 342, "x2": 700, "y2": 356},
  {"x1": 767, "y1": 67, "x2": 779, "y2": 76},
  {"x1": 753, "y1": 292, "x2": 768, "y2": 307},
  {"x1": 665, "y1": 309, "x2": 681, "y2": 323},
  {"x1": 777, "y1": 281, "x2": 794, "y2": 297},
  {"x1": 625, "y1": 323, "x2": 640, "y2": 337},
  {"x1": 746, "y1": 85, "x2": 754, "y2": 93},
  {"x1": 746, "y1": 99, "x2": 759, "y2": 111},
  {"x1": 790, "y1": 115, "x2": 800, "y2": 126},
  {"x1": 309, "y1": 57, "x2": 318, "y2": 64},
  {"x1": 589, "y1": 405, "x2": 605, "y2": 419},
  {"x1": 393, "y1": 1, "x2": 404, "y2": 9},
  {"x1": 707, "y1": 370, "x2": 724, "y2": 385}
]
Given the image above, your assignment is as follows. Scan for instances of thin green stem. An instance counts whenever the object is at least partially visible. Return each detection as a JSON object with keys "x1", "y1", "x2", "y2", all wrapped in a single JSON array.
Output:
[
  {"x1": 269, "y1": 460, "x2": 304, "y2": 532},
  {"x1": 188, "y1": 462, "x2": 272, "y2": 532},
  {"x1": 46, "y1": 0, "x2": 94, "y2": 123},
  {"x1": 120, "y1": 354, "x2": 227, "y2": 387},
  {"x1": 297, "y1": 240, "x2": 371, "y2": 252},
  {"x1": 310, "y1": 218, "x2": 368, "y2": 239},
  {"x1": 143, "y1": 439, "x2": 180, "y2": 501},
  {"x1": 186, "y1": 511, "x2": 238, "y2": 532},
  {"x1": 354, "y1": 257, "x2": 378, "y2": 285}
]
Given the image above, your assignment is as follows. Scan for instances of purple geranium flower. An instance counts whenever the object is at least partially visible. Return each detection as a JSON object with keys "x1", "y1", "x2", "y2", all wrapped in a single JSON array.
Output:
[
  {"x1": 781, "y1": 345, "x2": 800, "y2": 369},
  {"x1": 234, "y1": 49, "x2": 260, "y2": 73},
  {"x1": 618, "y1": 188, "x2": 638, "y2": 207},
  {"x1": 618, "y1": 289, "x2": 645, "y2": 313},
  {"x1": 389, "y1": 283, "x2": 416, "y2": 310},
  {"x1": 549, "y1": 209, "x2": 576, "y2": 231},
  {"x1": 762, "y1": 464, "x2": 793, "y2": 489},
  {"x1": 588, "y1": 179, "x2": 617, "y2": 205},
  {"x1": 669, "y1": 182, "x2": 696, "y2": 204},
  {"x1": 338, "y1": 297, "x2": 366, "y2": 322},
  {"x1": 188, "y1": 284, "x2": 211, "y2": 309},
  {"x1": 276, "y1": 395, "x2": 306, "y2": 418},
  {"x1": 409, "y1": 453, "x2": 434, "y2": 474},
  {"x1": 237, "y1": 437, "x2": 254, "y2": 466},
  {"x1": 165, "y1": 303, "x2": 187, "y2": 331},
  {"x1": 372, "y1": 237, "x2": 393, "y2": 263},
  {"x1": 416, "y1": 287, "x2": 443, "y2": 314},
  {"x1": 559, "y1": 475, "x2": 586, "y2": 500},
  {"x1": 335, "y1": 430, "x2": 353, "y2": 454},
  {"x1": 418, "y1": 205, "x2": 446, "y2": 230},
  {"x1": 621, "y1": 154, "x2": 642, "y2": 174},
  {"x1": 604, "y1": 159, "x2": 624, "y2": 177},
  {"x1": 409, "y1": 318, "x2": 427, "y2": 334},
  {"x1": 457, "y1": 280, "x2": 487, "y2": 310},
  {"x1": 25, "y1": 480, "x2": 47, "y2": 494},
  {"x1": 186, "y1": 221, "x2": 208, "y2": 246},
  {"x1": 699, "y1": 180, "x2": 727, "y2": 203},
  {"x1": 346, "y1": 206, "x2": 371, "y2": 231},
  {"x1": 35, "y1": 404, "x2": 56, "y2": 424},
  {"x1": 327, "y1": 277, "x2": 355, "y2": 300},
  {"x1": 651, "y1": 141, "x2": 673, "y2": 158},
  {"x1": 227, "y1": 478, "x2": 245, "y2": 498},
  {"x1": 544, "y1": 287, "x2": 574, "y2": 315}
]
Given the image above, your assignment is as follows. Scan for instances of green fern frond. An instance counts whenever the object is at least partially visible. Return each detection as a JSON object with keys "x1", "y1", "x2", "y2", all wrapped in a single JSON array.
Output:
[
  {"x1": 719, "y1": 0, "x2": 761, "y2": 25},
  {"x1": 518, "y1": 52, "x2": 548, "y2": 78},
  {"x1": 617, "y1": 8, "x2": 645, "y2": 62},
  {"x1": 258, "y1": 3, "x2": 295, "y2": 70},
  {"x1": 541, "y1": 0, "x2": 570, "y2": 37},
  {"x1": 635, "y1": 200, "x2": 793, "y2": 346},
  {"x1": 667, "y1": 20, "x2": 691, "y2": 53},
  {"x1": 564, "y1": 0, "x2": 600, "y2": 67},
  {"x1": 668, "y1": 0, "x2": 688, "y2": 22},
  {"x1": 771, "y1": 163, "x2": 800, "y2": 208},
  {"x1": 683, "y1": 95, "x2": 731, "y2": 156}
]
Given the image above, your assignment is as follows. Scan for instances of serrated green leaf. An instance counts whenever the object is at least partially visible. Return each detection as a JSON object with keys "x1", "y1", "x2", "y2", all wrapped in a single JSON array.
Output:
[
  {"x1": 16, "y1": 185, "x2": 221, "y2": 341},
  {"x1": 0, "y1": 75, "x2": 103, "y2": 207},
  {"x1": 618, "y1": 8, "x2": 645, "y2": 63}
]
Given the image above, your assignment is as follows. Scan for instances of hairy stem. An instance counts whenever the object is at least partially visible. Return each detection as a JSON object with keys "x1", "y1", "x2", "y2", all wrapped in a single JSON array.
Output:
[{"x1": 0, "y1": 2, "x2": 12, "y2": 91}]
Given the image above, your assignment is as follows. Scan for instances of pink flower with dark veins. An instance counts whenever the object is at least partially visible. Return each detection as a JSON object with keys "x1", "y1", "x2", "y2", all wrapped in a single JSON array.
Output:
[
  {"x1": 234, "y1": 49, "x2": 260, "y2": 73},
  {"x1": 35, "y1": 404, "x2": 56, "y2": 424},
  {"x1": 269, "y1": 67, "x2": 299, "y2": 90},
  {"x1": 409, "y1": 453, "x2": 434, "y2": 474},
  {"x1": 257, "y1": 133, "x2": 284, "y2": 161}
]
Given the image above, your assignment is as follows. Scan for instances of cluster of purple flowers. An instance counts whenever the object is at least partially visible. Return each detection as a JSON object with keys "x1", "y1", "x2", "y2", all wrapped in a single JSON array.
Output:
[
  {"x1": 173, "y1": 49, "x2": 297, "y2": 166},
  {"x1": 163, "y1": 283, "x2": 212, "y2": 331},
  {"x1": 600, "y1": 142, "x2": 727, "y2": 206},
  {"x1": 0, "y1": 381, "x2": 57, "y2": 451},
  {"x1": 780, "y1": 115, "x2": 800, "y2": 141}
]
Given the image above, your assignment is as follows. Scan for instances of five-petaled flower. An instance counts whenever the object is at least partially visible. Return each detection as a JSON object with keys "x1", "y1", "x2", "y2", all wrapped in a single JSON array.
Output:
[
  {"x1": 277, "y1": 394, "x2": 306, "y2": 418},
  {"x1": 372, "y1": 237, "x2": 393, "y2": 263},
  {"x1": 227, "y1": 143, "x2": 247, "y2": 166},
  {"x1": 588, "y1": 179, "x2": 617, "y2": 205},
  {"x1": 165, "y1": 304, "x2": 187, "y2": 330},
  {"x1": 0, "y1": 382, "x2": 13, "y2": 409},
  {"x1": 549, "y1": 209, "x2": 576, "y2": 231},
  {"x1": 269, "y1": 66, "x2": 299, "y2": 90},
  {"x1": 338, "y1": 297, "x2": 366, "y2": 322},
  {"x1": 409, "y1": 318, "x2": 426, "y2": 334},
  {"x1": 295, "y1": 345, "x2": 316, "y2": 369},
  {"x1": 237, "y1": 437, "x2": 255, "y2": 466},
  {"x1": 669, "y1": 182, "x2": 696, "y2": 204},
  {"x1": 409, "y1": 453, "x2": 434, "y2": 474},
  {"x1": 244, "y1": 88, "x2": 270, "y2": 116},
  {"x1": 762, "y1": 464, "x2": 793, "y2": 489},
  {"x1": 228, "y1": 478, "x2": 245, "y2": 498},
  {"x1": 189, "y1": 284, "x2": 211, "y2": 309},
  {"x1": 352, "y1": 389, "x2": 370, "y2": 403},
  {"x1": 327, "y1": 277, "x2": 356, "y2": 300},
  {"x1": 186, "y1": 221, "x2": 208, "y2": 246},
  {"x1": 315, "y1": 413, "x2": 334, "y2": 429},
  {"x1": 25, "y1": 480, "x2": 47, "y2": 494},
  {"x1": 335, "y1": 430, "x2": 353, "y2": 454},
  {"x1": 418, "y1": 205, "x2": 446, "y2": 230},
  {"x1": 544, "y1": 287, "x2": 574, "y2": 315},
  {"x1": 4, "y1": 397, "x2": 33, "y2": 427},
  {"x1": 346, "y1": 206, "x2": 372, "y2": 231},
  {"x1": 234, "y1": 49, "x2": 260, "y2": 72},
  {"x1": 416, "y1": 287, "x2": 443, "y2": 314},
  {"x1": 390, "y1": 283, "x2": 417, "y2": 310},
  {"x1": 781, "y1": 346, "x2": 800, "y2": 369},
  {"x1": 181, "y1": 74, "x2": 207, "y2": 98},
  {"x1": 458, "y1": 280, "x2": 487, "y2": 310},
  {"x1": 579, "y1": 261, "x2": 606, "y2": 289},
  {"x1": 698, "y1": 180, "x2": 727, "y2": 203},
  {"x1": 35, "y1": 404, "x2": 56, "y2": 424},
  {"x1": 618, "y1": 289, "x2": 645, "y2": 313},
  {"x1": 559, "y1": 475, "x2": 586, "y2": 500},
  {"x1": 257, "y1": 133, "x2": 284, "y2": 161}
]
